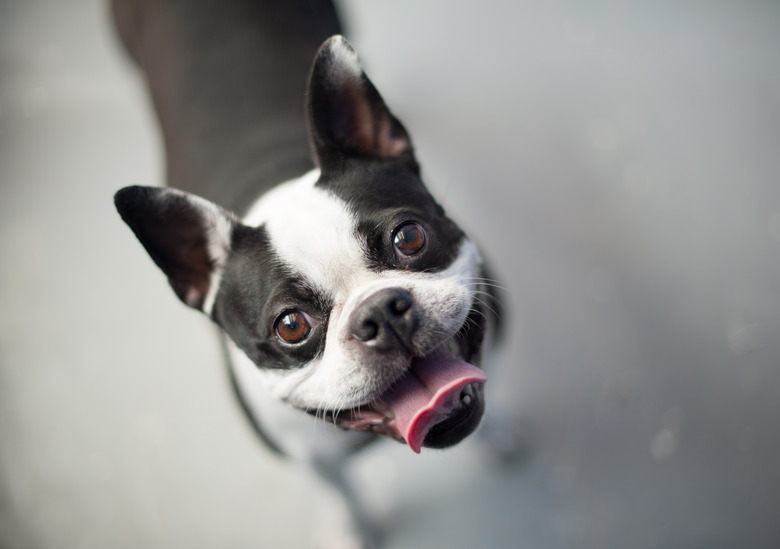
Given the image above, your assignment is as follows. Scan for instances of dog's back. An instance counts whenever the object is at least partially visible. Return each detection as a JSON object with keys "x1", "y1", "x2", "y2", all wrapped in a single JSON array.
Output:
[{"x1": 111, "y1": 0, "x2": 341, "y2": 214}]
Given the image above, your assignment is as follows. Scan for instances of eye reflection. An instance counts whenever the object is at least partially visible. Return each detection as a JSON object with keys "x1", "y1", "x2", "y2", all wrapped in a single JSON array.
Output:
[
  {"x1": 275, "y1": 310, "x2": 311, "y2": 344},
  {"x1": 393, "y1": 223, "x2": 425, "y2": 256}
]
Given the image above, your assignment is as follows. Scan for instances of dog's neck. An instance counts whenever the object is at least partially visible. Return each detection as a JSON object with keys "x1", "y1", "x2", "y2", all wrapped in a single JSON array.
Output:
[{"x1": 113, "y1": 0, "x2": 341, "y2": 215}]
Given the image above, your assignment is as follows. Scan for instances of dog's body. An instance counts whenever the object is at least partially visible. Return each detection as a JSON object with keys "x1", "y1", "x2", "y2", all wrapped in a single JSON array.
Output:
[{"x1": 112, "y1": 1, "x2": 502, "y2": 546}]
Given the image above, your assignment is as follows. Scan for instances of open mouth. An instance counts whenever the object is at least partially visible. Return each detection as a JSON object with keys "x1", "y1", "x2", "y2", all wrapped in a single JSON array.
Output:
[{"x1": 307, "y1": 303, "x2": 488, "y2": 453}]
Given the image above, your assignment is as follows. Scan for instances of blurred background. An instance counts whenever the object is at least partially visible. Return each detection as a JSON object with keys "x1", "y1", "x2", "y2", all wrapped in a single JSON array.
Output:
[{"x1": 2, "y1": 1, "x2": 779, "y2": 547}]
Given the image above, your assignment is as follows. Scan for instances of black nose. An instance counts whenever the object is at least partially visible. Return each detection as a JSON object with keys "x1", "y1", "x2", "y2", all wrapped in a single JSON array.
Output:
[{"x1": 350, "y1": 288, "x2": 416, "y2": 350}]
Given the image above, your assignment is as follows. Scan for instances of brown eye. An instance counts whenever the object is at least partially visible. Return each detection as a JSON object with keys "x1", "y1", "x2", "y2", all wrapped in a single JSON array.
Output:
[
  {"x1": 275, "y1": 310, "x2": 311, "y2": 344},
  {"x1": 393, "y1": 223, "x2": 425, "y2": 256}
]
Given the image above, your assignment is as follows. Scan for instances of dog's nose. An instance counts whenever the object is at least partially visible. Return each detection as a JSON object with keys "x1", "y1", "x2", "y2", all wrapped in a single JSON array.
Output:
[{"x1": 350, "y1": 288, "x2": 416, "y2": 350}]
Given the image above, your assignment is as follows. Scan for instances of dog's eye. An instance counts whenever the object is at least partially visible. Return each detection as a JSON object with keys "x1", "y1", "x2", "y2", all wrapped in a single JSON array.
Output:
[
  {"x1": 393, "y1": 223, "x2": 425, "y2": 256},
  {"x1": 275, "y1": 310, "x2": 311, "y2": 344}
]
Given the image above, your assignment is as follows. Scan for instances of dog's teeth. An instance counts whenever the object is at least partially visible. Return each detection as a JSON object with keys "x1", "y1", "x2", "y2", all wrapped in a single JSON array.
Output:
[{"x1": 461, "y1": 393, "x2": 472, "y2": 407}]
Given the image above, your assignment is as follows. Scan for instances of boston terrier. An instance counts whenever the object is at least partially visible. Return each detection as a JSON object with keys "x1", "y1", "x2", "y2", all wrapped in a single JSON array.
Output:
[{"x1": 112, "y1": 0, "x2": 502, "y2": 546}]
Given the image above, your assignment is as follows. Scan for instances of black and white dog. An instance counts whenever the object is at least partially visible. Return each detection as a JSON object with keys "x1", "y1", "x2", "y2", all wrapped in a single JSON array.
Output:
[{"x1": 112, "y1": 0, "x2": 502, "y2": 546}]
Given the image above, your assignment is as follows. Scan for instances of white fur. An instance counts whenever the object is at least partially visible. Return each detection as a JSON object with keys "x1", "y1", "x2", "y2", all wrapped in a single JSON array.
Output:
[{"x1": 245, "y1": 169, "x2": 369, "y2": 299}]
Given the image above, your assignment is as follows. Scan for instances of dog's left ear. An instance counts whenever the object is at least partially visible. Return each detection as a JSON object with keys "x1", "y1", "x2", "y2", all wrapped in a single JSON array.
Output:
[
  {"x1": 114, "y1": 186, "x2": 235, "y2": 311},
  {"x1": 307, "y1": 35, "x2": 417, "y2": 173}
]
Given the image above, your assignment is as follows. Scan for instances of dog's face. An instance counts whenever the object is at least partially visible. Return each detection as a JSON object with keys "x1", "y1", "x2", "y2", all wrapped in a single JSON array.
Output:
[{"x1": 115, "y1": 37, "x2": 498, "y2": 453}]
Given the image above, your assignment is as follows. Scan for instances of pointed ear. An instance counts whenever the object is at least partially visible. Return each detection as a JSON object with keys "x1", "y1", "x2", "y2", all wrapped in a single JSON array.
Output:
[
  {"x1": 114, "y1": 186, "x2": 236, "y2": 312},
  {"x1": 306, "y1": 35, "x2": 416, "y2": 172}
]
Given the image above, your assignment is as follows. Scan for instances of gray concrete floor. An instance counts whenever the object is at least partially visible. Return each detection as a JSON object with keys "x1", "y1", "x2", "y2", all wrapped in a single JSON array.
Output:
[{"x1": 2, "y1": 1, "x2": 780, "y2": 548}]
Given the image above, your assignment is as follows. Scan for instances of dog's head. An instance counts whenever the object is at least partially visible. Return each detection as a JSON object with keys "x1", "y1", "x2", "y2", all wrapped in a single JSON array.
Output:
[{"x1": 115, "y1": 36, "x2": 500, "y2": 453}]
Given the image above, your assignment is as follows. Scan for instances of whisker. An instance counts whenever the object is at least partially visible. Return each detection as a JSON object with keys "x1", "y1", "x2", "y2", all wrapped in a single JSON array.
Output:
[{"x1": 472, "y1": 296, "x2": 501, "y2": 320}]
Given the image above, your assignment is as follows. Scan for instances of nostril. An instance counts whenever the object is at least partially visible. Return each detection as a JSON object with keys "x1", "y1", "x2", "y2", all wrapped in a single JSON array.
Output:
[
  {"x1": 353, "y1": 319, "x2": 378, "y2": 342},
  {"x1": 389, "y1": 294, "x2": 413, "y2": 315}
]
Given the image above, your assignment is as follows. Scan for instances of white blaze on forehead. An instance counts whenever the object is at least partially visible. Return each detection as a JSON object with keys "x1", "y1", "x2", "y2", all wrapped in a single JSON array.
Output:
[{"x1": 244, "y1": 169, "x2": 368, "y2": 296}]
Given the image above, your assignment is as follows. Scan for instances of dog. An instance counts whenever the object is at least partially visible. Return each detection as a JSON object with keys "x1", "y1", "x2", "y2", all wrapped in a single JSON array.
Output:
[{"x1": 112, "y1": 0, "x2": 503, "y2": 546}]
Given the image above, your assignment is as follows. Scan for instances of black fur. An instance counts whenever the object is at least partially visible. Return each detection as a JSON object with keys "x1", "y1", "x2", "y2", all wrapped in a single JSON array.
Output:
[
  {"x1": 307, "y1": 38, "x2": 415, "y2": 173},
  {"x1": 213, "y1": 225, "x2": 332, "y2": 370},
  {"x1": 112, "y1": 0, "x2": 343, "y2": 215}
]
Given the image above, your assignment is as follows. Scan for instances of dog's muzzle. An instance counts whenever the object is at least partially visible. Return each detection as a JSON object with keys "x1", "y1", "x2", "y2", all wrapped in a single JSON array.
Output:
[{"x1": 309, "y1": 288, "x2": 489, "y2": 453}]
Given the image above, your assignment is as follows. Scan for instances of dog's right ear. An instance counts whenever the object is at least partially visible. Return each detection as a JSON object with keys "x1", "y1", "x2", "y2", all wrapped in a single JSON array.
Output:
[{"x1": 114, "y1": 186, "x2": 235, "y2": 312}]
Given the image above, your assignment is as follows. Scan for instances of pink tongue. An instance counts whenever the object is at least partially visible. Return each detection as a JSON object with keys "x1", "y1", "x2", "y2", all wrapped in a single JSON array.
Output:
[{"x1": 382, "y1": 354, "x2": 487, "y2": 454}]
